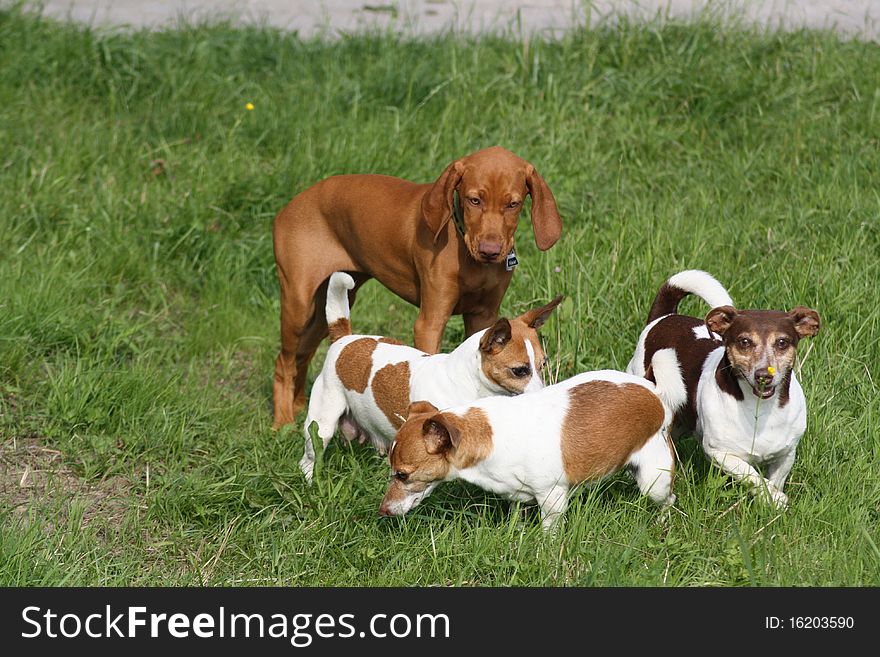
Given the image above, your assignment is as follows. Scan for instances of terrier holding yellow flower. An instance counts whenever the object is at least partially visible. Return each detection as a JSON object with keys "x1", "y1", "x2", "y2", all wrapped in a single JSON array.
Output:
[{"x1": 627, "y1": 270, "x2": 820, "y2": 508}]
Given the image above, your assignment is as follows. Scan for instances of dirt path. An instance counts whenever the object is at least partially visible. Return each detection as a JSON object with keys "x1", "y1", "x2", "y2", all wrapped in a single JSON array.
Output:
[{"x1": 23, "y1": 1, "x2": 880, "y2": 40}]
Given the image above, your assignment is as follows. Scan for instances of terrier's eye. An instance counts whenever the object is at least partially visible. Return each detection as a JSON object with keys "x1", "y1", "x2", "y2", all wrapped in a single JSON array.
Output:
[
  {"x1": 507, "y1": 200, "x2": 520, "y2": 209},
  {"x1": 738, "y1": 337, "x2": 753, "y2": 348},
  {"x1": 393, "y1": 472, "x2": 409, "y2": 482},
  {"x1": 775, "y1": 338, "x2": 790, "y2": 349},
  {"x1": 511, "y1": 366, "x2": 531, "y2": 378},
  {"x1": 468, "y1": 197, "x2": 481, "y2": 206}
]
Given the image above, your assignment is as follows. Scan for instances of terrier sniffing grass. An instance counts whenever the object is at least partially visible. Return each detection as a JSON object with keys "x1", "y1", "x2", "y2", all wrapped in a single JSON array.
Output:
[
  {"x1": 379, "y1": 349, "x2": 686, "y2": 530},
  {"x1": 627, "y1": 270, "x2": 820, "y2": 508}
]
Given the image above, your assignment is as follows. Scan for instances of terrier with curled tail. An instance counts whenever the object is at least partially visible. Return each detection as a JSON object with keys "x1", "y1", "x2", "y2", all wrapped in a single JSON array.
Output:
[{"x1": 627, "y1": 270, "x2": 820, "y2": 508}]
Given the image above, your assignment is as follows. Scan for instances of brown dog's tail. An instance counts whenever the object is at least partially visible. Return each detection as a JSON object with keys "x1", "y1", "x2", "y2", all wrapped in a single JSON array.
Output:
[
  {"x1": 326, "y1": 272, "x2": 356, "y2": 343},
  {"x1": 646, "y1": 270, "x2": 734, "y2": 325}
]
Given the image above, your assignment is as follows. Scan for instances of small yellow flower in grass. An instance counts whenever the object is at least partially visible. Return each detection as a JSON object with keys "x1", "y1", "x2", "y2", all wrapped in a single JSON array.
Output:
[
  {"x1": 767, "y1": 366, "x2": 776, "y2": 376},
  {"x1": 245, "y1": 102, "x2": 254, "y2": 111}
]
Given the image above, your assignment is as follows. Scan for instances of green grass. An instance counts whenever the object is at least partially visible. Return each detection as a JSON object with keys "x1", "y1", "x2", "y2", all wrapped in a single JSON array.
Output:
[{"x1": 1, "y1": 4, "x2": 878, "y2": 586}]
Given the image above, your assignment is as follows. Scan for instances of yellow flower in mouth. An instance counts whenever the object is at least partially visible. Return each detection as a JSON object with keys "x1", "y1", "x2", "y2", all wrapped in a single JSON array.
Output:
[
  {"x1": 767, "y1": 366, "x2": 776, "y2": 376},
  {"x1": 245, "y1": 102, "x2": 254, "y2": 111}
]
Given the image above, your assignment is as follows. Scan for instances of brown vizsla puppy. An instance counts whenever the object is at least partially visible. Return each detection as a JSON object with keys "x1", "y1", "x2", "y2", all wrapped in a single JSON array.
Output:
[{"x1": 271, "y1": 146, "x2": 563, "y2": 429}]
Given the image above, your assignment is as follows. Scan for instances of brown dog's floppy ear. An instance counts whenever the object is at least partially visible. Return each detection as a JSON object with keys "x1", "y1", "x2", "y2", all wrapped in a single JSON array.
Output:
[
  {"x1": 705, "y1": 306, "x2": 738, "y2": 336},
  {"x1": 407, "y1": 400, "x2": 440, "y2": 418},
  {"x1": 789, "y1": 307, "x2": 820, "y2": 338},
  {"x1": 517, "y1": 295, "x2": 564, "y2": 330},
  {"x1": 422, "y1": 413, "x2": 461, "y2": 454},
  {"x1": 479, "y1": 318, "x2": 512, "y2": 355},
  {"x1": 421, "y1": 159, "x2": 465, "y2": 242},
  {"x1": 525, "y1": 164, "x2": 562, "y2": 251}
]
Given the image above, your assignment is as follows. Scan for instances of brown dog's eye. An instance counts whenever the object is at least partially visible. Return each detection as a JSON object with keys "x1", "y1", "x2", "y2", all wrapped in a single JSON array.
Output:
[
  {"x1": 468, "y1": 197, "x2": 481, "y2": 206},
  {"x1": 511, "y1": 366, "x2": 531, "y2": 378},
  {"x1": 775, "y1": 338, "x2": 790, "y2": 349},
  {"x1": 738, "y1": 337, "x2": 753, "y2": 349},
  {"x1": 393, "y1": 472, "x2": 409, "y2": 482},
  {"x1": 507, "y1": 200, "x2": 520, "y2": 209}
]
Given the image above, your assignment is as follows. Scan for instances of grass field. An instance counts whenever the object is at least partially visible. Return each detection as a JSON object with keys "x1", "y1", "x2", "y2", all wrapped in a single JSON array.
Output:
[{"x1": 1, "y1": 4, "x2": 878, "y2": 586}]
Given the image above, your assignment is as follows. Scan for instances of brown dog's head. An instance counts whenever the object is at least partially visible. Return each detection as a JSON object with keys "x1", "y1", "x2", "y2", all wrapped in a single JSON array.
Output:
[
  {"x1": 378, "y1": 401, "x2": 492, "y2": 517},
  {"x1": 705, "y1": 306, "x2": 821, "y2": 399},
  {"x1": 420, "y1": 146, "x2": 563, "y2": 264}
]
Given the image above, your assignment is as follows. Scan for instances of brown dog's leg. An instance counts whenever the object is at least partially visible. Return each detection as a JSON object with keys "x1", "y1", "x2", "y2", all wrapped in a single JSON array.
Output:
[
  {"x1": 413, "y1": 290, "x2": 456, "y2": 354},
  {"x1": 273, "y1": 289, "x2": 315, "y2": 429},
  {"x1": 293, "y1": 277, "x2": 332, "y2": 418},
  {"x1": 273, "y1": 273, "x2": 369, "y2": 429},
  {"x1": 272, "y1": 255, "x2": 330, "y2": 428},
  {"x1": 413, "y1": 323, "x2": 444, "y2": 354}
]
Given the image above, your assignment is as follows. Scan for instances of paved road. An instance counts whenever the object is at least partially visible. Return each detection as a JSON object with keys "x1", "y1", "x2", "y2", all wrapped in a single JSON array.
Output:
[{"x1": 23, "y1": 1, "x2": 880, "y2": 40}]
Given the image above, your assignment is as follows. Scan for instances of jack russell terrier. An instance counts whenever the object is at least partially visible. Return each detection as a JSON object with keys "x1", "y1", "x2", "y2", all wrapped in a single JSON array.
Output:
[
  {"x1": 379, "y1": 349, "x2": 687, "y2": 530},
  {"x1": 626, "y1": 270, "x2": 820, "y2": 508},
  {"x1": 301, "y1": 272, "x2": 563, "y2": 481}
]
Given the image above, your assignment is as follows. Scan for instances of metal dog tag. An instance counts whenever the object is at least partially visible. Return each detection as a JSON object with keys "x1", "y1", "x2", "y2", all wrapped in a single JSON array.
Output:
[{"x1": 505, "y1": 248, "x2": 519, "y2": 271}]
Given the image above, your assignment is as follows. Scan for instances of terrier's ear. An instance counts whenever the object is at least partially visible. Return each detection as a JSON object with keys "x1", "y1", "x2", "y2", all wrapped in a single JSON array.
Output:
[
  {"x1": 705, "y1": 305, "x2": 738, "y2": 336},
  {"x1": 422, "y1": 413, "x2": 461, "y2": 454},
  {"x1": 789, "y1": 307, "x2": 820, "y2": 338},
  {"x1": 407, "y1": 400, "x2": 440, "y2": 418},
  {"x1": 479, "y1": 318, "x2": 512, "y2": 355},
  {"x1": 516, "y1": 295, "x2": 564, "y2": 330}
]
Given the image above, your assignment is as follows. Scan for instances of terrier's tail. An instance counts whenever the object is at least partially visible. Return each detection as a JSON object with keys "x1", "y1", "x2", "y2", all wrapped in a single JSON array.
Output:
[
  {"x1": 646, "y1": 270, "x2": 734, "y2": 324},
  {"x1": 326, "y1": 272, "x2": 356, "y2": 343},
  {"x1": 646, "y1": 348, "x2": 688, "y2": 420}
]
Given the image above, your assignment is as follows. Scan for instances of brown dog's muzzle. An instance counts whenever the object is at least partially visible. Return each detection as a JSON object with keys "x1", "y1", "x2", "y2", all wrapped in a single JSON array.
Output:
[{"x1": 478, "y1": 239, "x2": 504, "y2": 261}]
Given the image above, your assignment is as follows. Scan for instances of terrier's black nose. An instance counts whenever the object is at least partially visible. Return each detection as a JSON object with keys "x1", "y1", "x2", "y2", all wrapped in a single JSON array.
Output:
[{"x1": 755, "y1": 367, "x2": 773, "y2": 385}]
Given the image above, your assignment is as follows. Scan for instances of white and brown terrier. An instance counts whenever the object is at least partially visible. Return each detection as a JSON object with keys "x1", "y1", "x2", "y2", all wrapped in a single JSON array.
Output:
[
  {"x1": 300, "y1": 272, "x2": 562, "y2": 481},
  {"x1": 379, "y1": 349, "x2": 687, "y2": 530},
  {"x1": 626, "y1": 270, "x2": 821, "y2": 508}
]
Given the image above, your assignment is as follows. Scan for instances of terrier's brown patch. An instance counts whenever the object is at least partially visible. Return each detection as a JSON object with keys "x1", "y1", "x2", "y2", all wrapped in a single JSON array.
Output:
[
  {"x1": 449, "y1": 408, "x2": 494, "y2": 469},
  {"x1": 378, "y1": 337, "x2": 404, "y2": 345},
  {"x1": 328, "y1": 318, "x2": 352, "y2": 343},
  {"x1": 335, "y1": 337, "x2": 378, "y2": 393},
  {"x1": 560, "y1": 381, "x2": 664, "y2": 484},
  {"x1": 372, "y1": 361, "x2": 412, "y2": 428}
]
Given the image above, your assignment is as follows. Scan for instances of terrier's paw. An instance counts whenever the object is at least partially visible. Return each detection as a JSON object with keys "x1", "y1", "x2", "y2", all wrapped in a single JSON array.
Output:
[
  {"x1": 769, "y1": 488, "x2": 789, "y2": 509},
  {"x1": 757, "y1": 482, "x2": 788, "y2": 509},
  {"x1": 299, "y1": 456, "x2": 315, "y2": 484}
]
